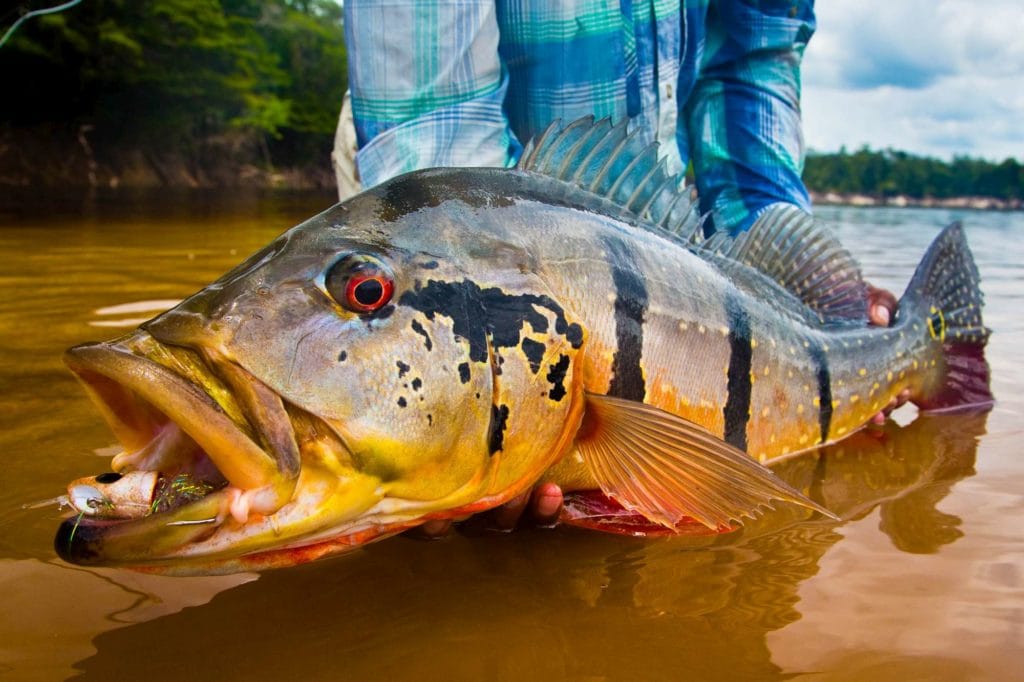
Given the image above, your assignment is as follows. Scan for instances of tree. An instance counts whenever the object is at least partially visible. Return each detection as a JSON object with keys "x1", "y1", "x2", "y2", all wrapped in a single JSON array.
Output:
[
  {"x1": 804, "y1": 147, "x2": 1022, "y2": 200},
  {"x1": 1, "y1": 0, "x2": 347, "y2": 165}
]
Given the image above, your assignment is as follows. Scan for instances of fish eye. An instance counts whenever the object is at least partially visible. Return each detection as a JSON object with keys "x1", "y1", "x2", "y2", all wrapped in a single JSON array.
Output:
[{"x1": 326, "y1": 255, "x2": 395, "y2": 314}]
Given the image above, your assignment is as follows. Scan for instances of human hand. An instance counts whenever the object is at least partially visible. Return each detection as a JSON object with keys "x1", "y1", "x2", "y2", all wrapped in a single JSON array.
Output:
[
  {"x1": 866, "y1": 284, "x2": 911, "y2": 423},
  {"x1": 416, "y1": 482, "x2": 564, "y2": 538}
]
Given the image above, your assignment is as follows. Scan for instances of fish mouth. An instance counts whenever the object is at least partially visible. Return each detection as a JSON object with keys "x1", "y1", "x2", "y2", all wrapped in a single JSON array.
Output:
[{"x1": 57, "y1": 330, "x2": 390, "y2": 572}]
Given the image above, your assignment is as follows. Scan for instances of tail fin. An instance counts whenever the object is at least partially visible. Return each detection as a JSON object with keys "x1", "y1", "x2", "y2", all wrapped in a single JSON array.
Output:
[{"x1": 900, "y1": 222, "x2": 993, "y2": 412}]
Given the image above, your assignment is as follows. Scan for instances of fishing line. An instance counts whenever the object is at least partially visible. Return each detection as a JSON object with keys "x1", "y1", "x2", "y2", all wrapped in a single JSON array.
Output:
[
  {"x1": 0, "y1": 0, "x2": 84, "y2": 49},
  {"x1": 66, "y1": 510, "x2": 85, "y2": 550}
]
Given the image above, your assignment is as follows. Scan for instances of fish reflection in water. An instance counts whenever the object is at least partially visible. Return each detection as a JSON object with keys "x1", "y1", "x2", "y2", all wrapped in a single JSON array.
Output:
[{"x1": 72, "y1": 411, "x2": 986, "y2": 680}]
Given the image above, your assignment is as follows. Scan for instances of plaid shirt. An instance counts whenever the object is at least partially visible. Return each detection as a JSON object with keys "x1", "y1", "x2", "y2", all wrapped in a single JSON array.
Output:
[{"x1": 344, "y1": 0, "x2": 815, "y2": 234}]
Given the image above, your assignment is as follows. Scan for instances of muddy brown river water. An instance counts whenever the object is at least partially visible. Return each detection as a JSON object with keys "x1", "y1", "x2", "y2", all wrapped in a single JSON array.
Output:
[{"x1": 1, "y1": 191, "x2": 1021, "y2": 680}]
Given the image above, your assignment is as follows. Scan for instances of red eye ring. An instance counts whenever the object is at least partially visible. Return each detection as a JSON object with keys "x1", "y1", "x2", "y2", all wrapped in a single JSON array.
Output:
[
  {"x1": 344, "y1": 273, "x2": 394, "y2": 313},
  {"x1": 325, "y1": 254, "x2": 396, "y2": 315}
]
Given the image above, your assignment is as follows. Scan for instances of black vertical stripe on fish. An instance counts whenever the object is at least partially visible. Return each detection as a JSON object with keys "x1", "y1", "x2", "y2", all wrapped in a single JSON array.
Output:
[
  {"x1": 807, "y1": 339, "x2": 833, "y2": 443},
  {"x1": 722, "y1": 292, "x2": 752, "y2": 451},
  {"x1": 603, "y1": 235, "x2": 648, "y2": 401},
  {"x1": 487, "y1": 404, "x2": 510, "y2": 455}
]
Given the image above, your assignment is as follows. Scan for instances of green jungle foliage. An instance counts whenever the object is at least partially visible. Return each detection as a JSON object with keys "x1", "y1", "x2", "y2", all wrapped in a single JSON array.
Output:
[
  {"x1": 2, "y1": 0, "x2": 346, "y2": 165},
  {"x1": 804, "y1": 148, "x2": 1024, "y2": 201}
]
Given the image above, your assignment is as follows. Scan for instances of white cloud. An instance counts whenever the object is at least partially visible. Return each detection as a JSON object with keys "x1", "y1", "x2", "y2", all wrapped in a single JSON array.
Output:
[{"x1": 801, "y1": 0, "x2": 1024, "y2": 160}]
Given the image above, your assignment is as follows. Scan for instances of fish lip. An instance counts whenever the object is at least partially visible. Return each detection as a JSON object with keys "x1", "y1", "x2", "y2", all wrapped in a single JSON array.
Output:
[
  {"x1": 64, "y1": 334, "x2": 281, "y2": 492},
  {"x1": 207, "y1": 353, "x2": 302, "y2": 480}
]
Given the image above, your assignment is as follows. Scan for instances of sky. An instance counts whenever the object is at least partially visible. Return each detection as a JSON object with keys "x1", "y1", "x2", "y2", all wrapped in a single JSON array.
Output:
[{"x1": 801, "y1": 0, "x2": 1024, "y2": 161}]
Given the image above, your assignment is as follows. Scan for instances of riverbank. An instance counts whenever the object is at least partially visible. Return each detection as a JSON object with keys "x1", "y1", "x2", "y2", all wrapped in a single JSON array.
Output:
[
  {"x1": 3, "y1": 125, "x2": 1020, "y2": 211},
  {"x1": 0, "y1": 124, "x2": 335, "y2": 191}
]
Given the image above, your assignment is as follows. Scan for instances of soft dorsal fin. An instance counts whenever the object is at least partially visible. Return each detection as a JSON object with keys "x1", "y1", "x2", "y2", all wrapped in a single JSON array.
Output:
[
  {"x1": 518, "y1": 117, "x2": 701, "y2": 240},
  {"x1": 575, "y1": 393, "x2": 835, "y2": 530},
  {"x1": 699, "y1": 204, "x2": 870, "y2": 326}
]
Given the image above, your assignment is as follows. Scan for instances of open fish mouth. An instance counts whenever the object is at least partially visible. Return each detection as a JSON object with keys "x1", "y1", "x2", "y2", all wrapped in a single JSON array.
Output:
[{"x1": 56, "y1": 330, "x2": 386, "y2": 572}]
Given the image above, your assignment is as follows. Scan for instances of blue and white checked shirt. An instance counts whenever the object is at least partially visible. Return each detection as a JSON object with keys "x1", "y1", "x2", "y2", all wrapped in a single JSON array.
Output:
[{"x1": 344, "y1": 0, "x2": 815, "y2": 234}]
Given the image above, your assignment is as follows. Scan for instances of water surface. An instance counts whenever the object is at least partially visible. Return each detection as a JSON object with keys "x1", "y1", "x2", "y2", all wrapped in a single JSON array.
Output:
[{"x1": 1, "y1": 192, "x2": 1021, "y2": 680}]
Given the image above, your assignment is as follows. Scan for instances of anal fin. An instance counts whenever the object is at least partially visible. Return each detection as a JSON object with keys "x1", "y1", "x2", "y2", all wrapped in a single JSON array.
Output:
[
  {"x1": 576, "y1": 393, "x2": 836, "y2": 530},
  {"x1": 561, "y1": 490, "x2": 737, "y2": 537}
]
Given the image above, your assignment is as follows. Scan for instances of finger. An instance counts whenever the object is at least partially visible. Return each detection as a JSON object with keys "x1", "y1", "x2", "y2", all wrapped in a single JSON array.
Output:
[
  {"x1": 418, "y1": 519, "x2": 452, "y2": 538},
  {"x1": 529, "y1": 482, "x2": 563, "y2": 526},
  {"x1": 869, "y1": 303, "x2": 890, "y2": 327},
  {"x1": 491, "y1": 492, "x2": 530, "y2": 531},
  {"x1": 866, "y1": 285, "x2": 898, "y2": 327},
  {"x1": 873, "y1": 388, "x2": 914, "y2": 423}
]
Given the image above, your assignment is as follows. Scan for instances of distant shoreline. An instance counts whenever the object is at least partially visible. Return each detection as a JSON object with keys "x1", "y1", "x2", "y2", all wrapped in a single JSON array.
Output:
[
  {"x1": 1, "y1": 125, "x2": 1020, "y2": 210},
  {"x1": 810, "y1": 191, "x2": 1022, "y2": 211}
]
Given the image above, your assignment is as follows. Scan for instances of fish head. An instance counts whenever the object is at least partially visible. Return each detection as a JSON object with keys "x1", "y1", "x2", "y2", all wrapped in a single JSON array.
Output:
[{"x1": 57, "y1": 174, "x2": 587, "y2": 573}]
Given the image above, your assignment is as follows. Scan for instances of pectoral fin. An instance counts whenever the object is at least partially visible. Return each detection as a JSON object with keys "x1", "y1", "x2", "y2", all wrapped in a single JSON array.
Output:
[{"x1": 576, "y1": 393, "x2": 836, "y2": 530}]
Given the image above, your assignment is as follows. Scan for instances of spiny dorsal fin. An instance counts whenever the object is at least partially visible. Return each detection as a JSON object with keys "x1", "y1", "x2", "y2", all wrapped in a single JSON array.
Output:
[
  {"x1": 698, "y1": 204, "x2": 870, "y2": 326},
  {"x1": 517, "y1": 117, "x2": 701, "y2": 240}
]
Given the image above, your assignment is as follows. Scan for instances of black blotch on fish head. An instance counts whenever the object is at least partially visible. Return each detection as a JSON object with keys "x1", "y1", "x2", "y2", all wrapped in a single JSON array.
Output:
[
  {"x1": 398, "y1": 280, "x2": 489, "y2": 362},
  {"x1": 546, "y1": 354, "x2": 571, "y2": 402},
  {"x1": 411, "y1": 377, "x2": 422, "y2": 391},
  {"x1": 338, "y1": 350, "x2": 347, "y2": 362},
  {"x1": 372, "y1": 304, "x2": 395, "y2": 321},
  {"x1": 520, "y1": 338, "x2": 546, "y2": 374},
  {"x1": 560, "y1": 321, "x2": 584, "y2": 348},
  {"x1": 396, "y1": 361, "x2": 410, "y2": 378},
  {"x1": 397, "y1": 396, "x2": 407, "y2": 408},
  {"x1": 458, "y1": 362, "x2": 471, "y2": 384},
  {"x1": 398, "y1": 279, "x2": 583, "y2": 365},
  {"x1": 410, "y1": 319, "x2": 433, "y2": 351},
  {"x1": 376, "y1": 176, "x2": 442, "y2": 223},
  {"x1": 487, "y1": 404, "x2": 510, "y2": 455}
]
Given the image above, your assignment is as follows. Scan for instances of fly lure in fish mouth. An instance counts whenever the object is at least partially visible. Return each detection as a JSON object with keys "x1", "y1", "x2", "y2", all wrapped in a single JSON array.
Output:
[{"x1": 54, "y1": 117, "x2": 992, "y2": 574}]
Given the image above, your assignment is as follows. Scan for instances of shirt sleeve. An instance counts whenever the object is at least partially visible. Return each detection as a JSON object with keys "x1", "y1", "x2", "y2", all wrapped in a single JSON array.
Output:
[
  {"x1": 683, "y1": 0, "x2": 816, "y2": 235},
  {"x1": 344, "y1": 0, "x2": 521, "y2": 190}
]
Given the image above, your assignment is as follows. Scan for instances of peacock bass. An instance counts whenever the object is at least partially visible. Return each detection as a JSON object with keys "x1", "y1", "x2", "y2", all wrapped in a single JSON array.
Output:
[{"x1": 56, "y1": 118, "x2": 992, "y2": 574}]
